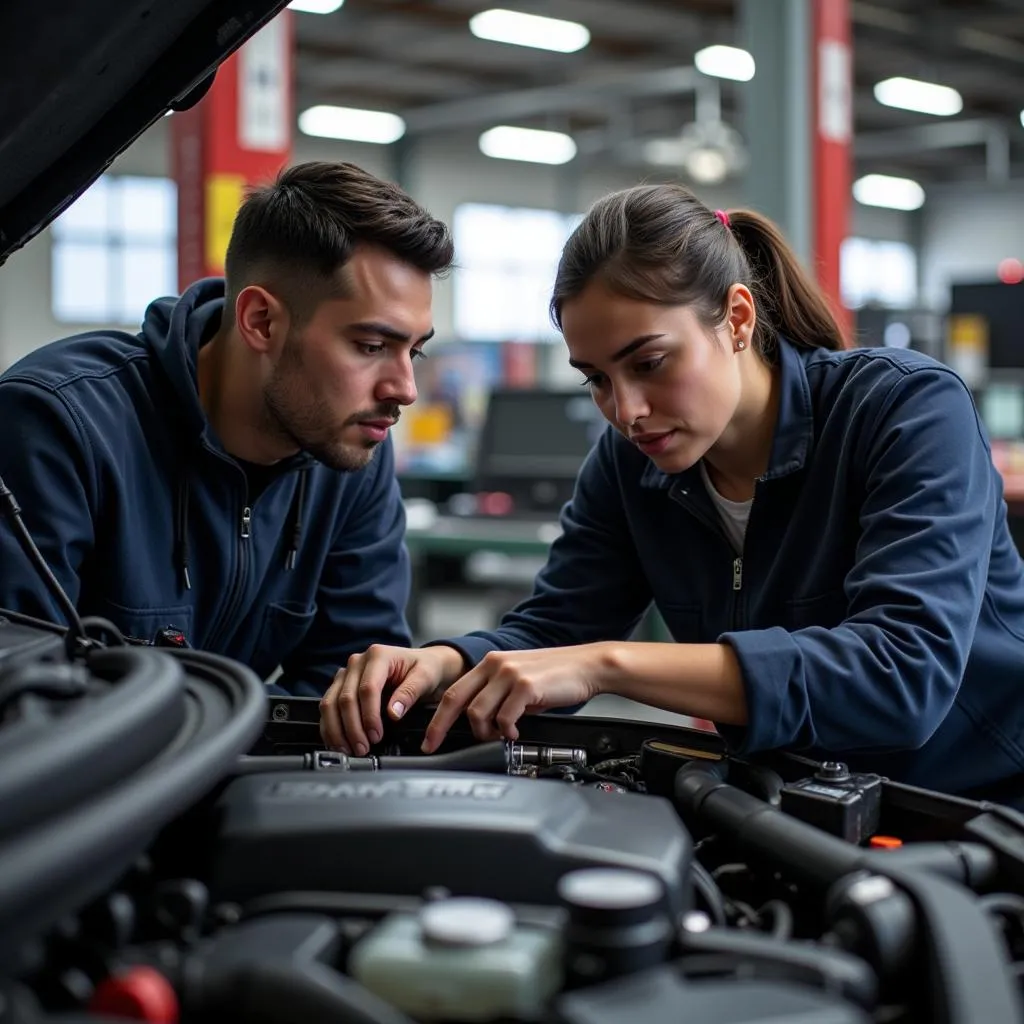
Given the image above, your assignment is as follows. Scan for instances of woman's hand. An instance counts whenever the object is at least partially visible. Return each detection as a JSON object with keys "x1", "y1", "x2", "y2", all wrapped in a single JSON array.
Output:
[
  {"x1": 421, "y1": 643, "x2": 618, "y2": 753},
  {"x1": 320, "y1": 644, "x2": 467, "y2": 754}
]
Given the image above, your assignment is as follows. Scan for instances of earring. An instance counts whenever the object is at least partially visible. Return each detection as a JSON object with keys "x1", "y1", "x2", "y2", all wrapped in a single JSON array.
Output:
[{"x1": 736, "y1": 340, "x2": 746, "y2": 350}]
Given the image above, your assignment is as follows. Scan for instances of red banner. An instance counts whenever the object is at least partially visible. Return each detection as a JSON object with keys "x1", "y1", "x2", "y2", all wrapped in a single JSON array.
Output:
[
  {"x1": 812, "y1": 0, "x2": 852, "y2": 344},
  {"x1": 172, "y1": 11, "x2": 293, "y2": 289}
]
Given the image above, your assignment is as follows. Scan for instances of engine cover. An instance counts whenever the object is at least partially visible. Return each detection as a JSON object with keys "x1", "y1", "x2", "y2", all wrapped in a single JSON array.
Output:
[{"x1": 207, "y1": 771, "x2": 692, "y2": 912}]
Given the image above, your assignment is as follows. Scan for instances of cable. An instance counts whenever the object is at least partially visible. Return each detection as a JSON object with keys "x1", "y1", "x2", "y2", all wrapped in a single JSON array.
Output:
[
  {"x1": 758, "y1": 898, "x2": 794, "y2": 940},
  {"x1": 0, "y1": 474, "x2": 84, "y2": 642},
  {"x1": 691, "y1": 860, "x2": 728, "y2": 926}
]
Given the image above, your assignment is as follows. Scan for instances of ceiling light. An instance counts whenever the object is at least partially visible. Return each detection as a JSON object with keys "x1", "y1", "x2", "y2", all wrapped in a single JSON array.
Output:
[
  {"x1": 1019, "y1": 110, "x2": 1024, "y2": 128},
  {"x1": 298, "y1": 105, "x2": 405, "y2": 144},
  {"x1": 694, "y1": 45, "x2": 755, "y2": 82},
  {"x1": 478, "y1": 126, "x2": 577, "y2": 165},
  {"x1": 469, "y1": 9, "x2": 590, "y2": 53},
  {"x1": 873, "y1": 76, "x2": 962, "y2": 116},
  {"x1": 288, "y1": 0, "x2": 344, "y2": 12},
  {"x1": 853, "y1": 173, "x2": 925, "y2": 211}
]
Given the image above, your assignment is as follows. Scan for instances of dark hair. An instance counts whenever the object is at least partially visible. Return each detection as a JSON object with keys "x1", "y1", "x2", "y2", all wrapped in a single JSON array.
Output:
[
  {"x1": 550, "y1": 183, "x2": 844, "y2": 357},
  {"x1": 224, "y1": 161, "x2": 454, "y2": 323}
]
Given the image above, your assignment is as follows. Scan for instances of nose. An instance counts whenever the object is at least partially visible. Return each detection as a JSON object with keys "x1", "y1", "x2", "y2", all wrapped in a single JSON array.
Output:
[
  {"x1": 612, "y1": 383, "x2": 650, "y2": 430},
  {"x1": 376, "y1": 352, "x2": 418, "y2": 407}
]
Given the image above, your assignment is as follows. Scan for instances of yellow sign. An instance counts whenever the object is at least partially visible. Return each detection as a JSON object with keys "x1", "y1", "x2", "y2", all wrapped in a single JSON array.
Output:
[{"x1": 204, "y1": 174, "x2": 246, "y2": 275}]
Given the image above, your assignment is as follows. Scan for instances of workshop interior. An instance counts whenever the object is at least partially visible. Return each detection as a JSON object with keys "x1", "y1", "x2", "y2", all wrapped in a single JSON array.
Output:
[{"x1": 5, "y1": 1, "x2": 1024, "y2": 1022}]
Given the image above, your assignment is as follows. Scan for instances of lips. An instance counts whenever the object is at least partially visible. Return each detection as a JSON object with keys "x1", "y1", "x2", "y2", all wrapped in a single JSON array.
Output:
[
  {"x1": 630, "y1": 430, "x2": 676, "y2": 456},
  {"x1": 359, "y1": 419, "x2": 397, "y2": 430}
]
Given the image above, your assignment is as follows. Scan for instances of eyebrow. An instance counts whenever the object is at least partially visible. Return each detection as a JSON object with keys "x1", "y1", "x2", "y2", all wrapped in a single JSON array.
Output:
[
  {"x1": 348, "y1": 321, "x2": 436, "y2": 344},
  {"x1": 568, "y1": 333, "x2": 665, "y2": 371}
]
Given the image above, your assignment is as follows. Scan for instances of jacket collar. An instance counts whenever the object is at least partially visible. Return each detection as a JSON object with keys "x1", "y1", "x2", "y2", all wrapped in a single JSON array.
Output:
[{"x1": 640, "y1": 334, "x2": 815, "y2": 490}]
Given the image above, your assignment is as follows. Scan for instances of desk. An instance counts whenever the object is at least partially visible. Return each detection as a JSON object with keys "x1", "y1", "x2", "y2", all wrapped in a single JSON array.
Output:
[
  {"x1": 405, "y1": 514, "x2": 561, "y2": 558},
  {"x1": 404, "y1": 513, "x2": 669, "y2": 643}
]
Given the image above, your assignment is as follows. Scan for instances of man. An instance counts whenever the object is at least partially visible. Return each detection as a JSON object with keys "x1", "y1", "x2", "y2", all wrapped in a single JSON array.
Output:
[{"x1": 0, "y1": 161, "x2": 453, "y2": 696}]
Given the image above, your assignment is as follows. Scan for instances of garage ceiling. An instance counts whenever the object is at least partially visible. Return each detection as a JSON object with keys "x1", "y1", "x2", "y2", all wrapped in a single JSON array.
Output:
[{"x1": 292, "y1": 0, "x2": 1024, "y2": 188}]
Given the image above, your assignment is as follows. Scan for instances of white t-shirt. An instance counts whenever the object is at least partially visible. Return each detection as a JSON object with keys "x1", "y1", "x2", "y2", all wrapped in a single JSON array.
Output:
[{"x1": 699, "y1": 460, "x2": 752, "y2": 554}]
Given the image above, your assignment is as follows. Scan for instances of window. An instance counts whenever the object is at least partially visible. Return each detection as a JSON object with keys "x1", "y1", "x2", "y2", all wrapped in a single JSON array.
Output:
[
  {"x1": 840, "y1": 237, "x2": 917, "y2": 310},
  {"x1": 453, "y1": 203, "x2": 580, "y2": 342},
  {"x1": 52, "y1": 175, "x2": 177, "y2": 325}
]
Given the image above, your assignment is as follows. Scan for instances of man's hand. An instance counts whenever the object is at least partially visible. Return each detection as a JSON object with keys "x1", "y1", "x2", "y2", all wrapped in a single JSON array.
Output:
[
  {"x1": 320, "y1": 644, "x2": 467, "y2": 754},
  {"x1": 421, "y1": 643, "x2": 617, "y2": 753}
]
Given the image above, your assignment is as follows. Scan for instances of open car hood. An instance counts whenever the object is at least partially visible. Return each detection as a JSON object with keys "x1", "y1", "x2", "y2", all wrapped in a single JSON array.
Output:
[{"x1": 0, "y1": 0, "x2": 290, "y2": 267}]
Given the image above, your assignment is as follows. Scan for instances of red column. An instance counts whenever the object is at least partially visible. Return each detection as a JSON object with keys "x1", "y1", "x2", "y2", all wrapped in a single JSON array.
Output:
[
  {"x1": 171, "y1": 12, "x2": 293, "y2": 290},
  {"x1": 812, "y1": 0, "x2": 853, "y2": 344}
]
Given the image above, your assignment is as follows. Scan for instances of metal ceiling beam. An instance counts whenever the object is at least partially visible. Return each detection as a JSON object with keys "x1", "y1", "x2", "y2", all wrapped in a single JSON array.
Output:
[
  {"x1": 853, "y1": 0, "x2": 1024, "y2": 64},
  {"x1": 855, "y1": 117, "x2": 1013, "y2": 182},
  {"x1": 401, "y1": 65, "x2": 701, "y2": 134},
  {"x1": 856, "y1": 117, "x2": 1003, "y2": 157}
]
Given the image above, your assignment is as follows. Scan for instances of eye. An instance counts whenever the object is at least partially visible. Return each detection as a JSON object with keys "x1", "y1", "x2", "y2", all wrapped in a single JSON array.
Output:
[
  {"x1": 411, "y1": 348, "x2": 428, "y2": 361},
  {"x1": 579, "y1": 372, "x2": 607, "y2": 389},
  {"x1": 635, "y1": 355, "x2": 666, "y2": 374},
  {"x1": 356, "y1": 342, "x2": 386, "y2": 356}
]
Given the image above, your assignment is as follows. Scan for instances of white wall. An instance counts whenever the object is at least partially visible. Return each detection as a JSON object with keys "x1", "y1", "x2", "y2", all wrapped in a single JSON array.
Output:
[
  {"x1": 919, "y1": 181, "x2": 1024, "y2": 311},
  {"x1": 0, "y1": 123, "x2": 171, "y2": 369}
]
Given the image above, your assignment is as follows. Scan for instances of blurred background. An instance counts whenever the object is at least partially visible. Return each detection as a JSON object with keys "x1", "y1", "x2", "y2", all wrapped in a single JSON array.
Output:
[{"x1": 2, "y1": 0, "x2": 1023, "y2": 681}]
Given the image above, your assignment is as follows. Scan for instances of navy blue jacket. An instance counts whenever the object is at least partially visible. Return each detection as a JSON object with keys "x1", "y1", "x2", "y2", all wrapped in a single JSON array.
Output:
[
  {"x1": 445, "y1": 338, "x2": 1024, "y2": 798},
  {"x1": 0, "y1": 279, "x2": 411, "y2": 696}
]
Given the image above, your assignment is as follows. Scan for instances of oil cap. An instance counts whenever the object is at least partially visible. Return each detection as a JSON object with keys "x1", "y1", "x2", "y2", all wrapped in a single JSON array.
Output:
[{"x1": 558, "y1": 868, "x2": 673, "y2": 987}]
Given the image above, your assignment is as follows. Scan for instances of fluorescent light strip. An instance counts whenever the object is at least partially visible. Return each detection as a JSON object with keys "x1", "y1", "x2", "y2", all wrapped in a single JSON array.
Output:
[
  {"x1": 694, "y1": 44, "x2": 755, "y2": 82},
  {"x1": 288, "y1": 0, "x2": 345, "y2": 12},
  {"x1": 298, "y1": 105, "x2": 405, "y2": 144},
  {"x1": 469, "y1": 8, "x2": 590, "y2": 53},
  {"x1": 479, "y1": 126, "x2": 577, "y2": 165},
  {"x1": 873, "y1": 76, "x2": 962, "y2": 116},
  {"x1": 853, "y1": 173, "x2": 925, "y2": 211}
]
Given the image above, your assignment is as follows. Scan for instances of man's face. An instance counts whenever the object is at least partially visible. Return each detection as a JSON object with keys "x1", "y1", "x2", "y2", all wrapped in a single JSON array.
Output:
[{"x1": 261, "y1": 246, "x2": 434, "y2": 472}]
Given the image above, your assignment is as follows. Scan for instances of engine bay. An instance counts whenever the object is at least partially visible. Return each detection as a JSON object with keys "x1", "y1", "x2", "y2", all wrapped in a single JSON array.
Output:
[{"x1": 3, "y1": 609, "x2": 1024, "y2": 1024}]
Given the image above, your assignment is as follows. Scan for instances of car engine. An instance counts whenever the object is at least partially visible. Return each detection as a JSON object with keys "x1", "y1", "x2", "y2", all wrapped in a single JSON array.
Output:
[{"x1": 2, "y1": 609, "x2": 1024, "y2": 1024}]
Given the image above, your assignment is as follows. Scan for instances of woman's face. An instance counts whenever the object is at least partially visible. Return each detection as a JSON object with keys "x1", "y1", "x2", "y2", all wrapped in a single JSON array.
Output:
[{"x1": 559, "y1": 279, "x2": 754, "y2": 474}]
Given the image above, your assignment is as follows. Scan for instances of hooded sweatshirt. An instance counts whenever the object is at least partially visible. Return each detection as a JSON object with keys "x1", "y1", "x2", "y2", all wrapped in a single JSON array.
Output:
[{"x1": 0, "y1": 279, "x2": 411, "y2": 696}]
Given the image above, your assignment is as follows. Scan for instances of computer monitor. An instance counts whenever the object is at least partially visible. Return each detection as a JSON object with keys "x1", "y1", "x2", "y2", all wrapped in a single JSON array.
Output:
[
  {"x1": 473, "y1": 388, "x2": 606, "y2": 515},
  {"x1": 978, "y1": 381, "x2": 1024, "y2": 441}
]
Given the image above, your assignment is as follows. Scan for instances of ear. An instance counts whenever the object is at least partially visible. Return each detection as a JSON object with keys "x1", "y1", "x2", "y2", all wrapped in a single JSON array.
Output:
[
  {"x1": 725, "y1": 283, "x2": 756, "y2": 351},
  {"x1": 234, "y1": 285, "x2": 290, "y2": 356}
]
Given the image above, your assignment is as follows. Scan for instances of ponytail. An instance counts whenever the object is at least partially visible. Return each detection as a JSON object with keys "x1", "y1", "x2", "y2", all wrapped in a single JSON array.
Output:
[
  {"x1": 727, "y1": 208, "x2": 845, "y2": 355},
  {"x1": 551, "y1": 184, "x2": 845, "y2": 360}
]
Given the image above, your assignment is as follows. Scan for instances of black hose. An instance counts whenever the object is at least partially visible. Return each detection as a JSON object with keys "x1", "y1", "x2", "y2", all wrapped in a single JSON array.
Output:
[
  {"x1": 234, "y1": 741, "x2": 512, "y2": 776},
  {"x1": 674, "y1": 767, "x2": 997, "y2": 892},
  {"x1": 0, "y1": 648, "x2": 266, "y2": 960},
  {"x1": 0, "y1": 647, "x2": 186, "y2": 839}
]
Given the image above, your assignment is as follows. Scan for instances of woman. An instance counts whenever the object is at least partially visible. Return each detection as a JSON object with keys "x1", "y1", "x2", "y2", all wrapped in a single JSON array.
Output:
[{"x1": 320, "y1": 183, "x2": 1024, "y2": 802}]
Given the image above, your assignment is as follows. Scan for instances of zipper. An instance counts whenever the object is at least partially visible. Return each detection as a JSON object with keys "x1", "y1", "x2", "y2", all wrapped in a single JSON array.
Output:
[
  {"x1": 731, "y1": 556, "x2": 744, "y2": 630},
  {"x1": 669, "y1": 477, "x2": 756, "y2": 633},
  {"x1": 204, "y1": 472, "x2": 253, "y2": 650}
]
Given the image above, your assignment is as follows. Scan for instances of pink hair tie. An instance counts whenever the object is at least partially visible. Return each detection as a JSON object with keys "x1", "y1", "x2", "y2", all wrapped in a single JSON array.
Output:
[{"x1": 714, "y1": 209, "x2": 731, "y2": 229}]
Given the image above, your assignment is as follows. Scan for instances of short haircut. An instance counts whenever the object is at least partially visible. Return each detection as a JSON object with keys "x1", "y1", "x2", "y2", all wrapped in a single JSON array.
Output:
[{"x1": 223, "y1": 161, "x2": 455, "y2": 323}]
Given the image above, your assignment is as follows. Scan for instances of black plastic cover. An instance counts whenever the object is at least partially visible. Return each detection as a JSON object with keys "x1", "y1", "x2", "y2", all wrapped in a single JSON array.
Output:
[
  {"x1": 557, "y1": 966, "x2": 872, "y2": 1024},
  {"x1": 208, "y1": 771, "x2": 693, "y2": 913}
]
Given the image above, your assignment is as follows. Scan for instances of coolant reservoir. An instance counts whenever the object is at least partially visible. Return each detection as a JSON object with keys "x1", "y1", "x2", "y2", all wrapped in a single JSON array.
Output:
[{"x1": 348, "y1": 897, "x2": 562, "y2": 1021}]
